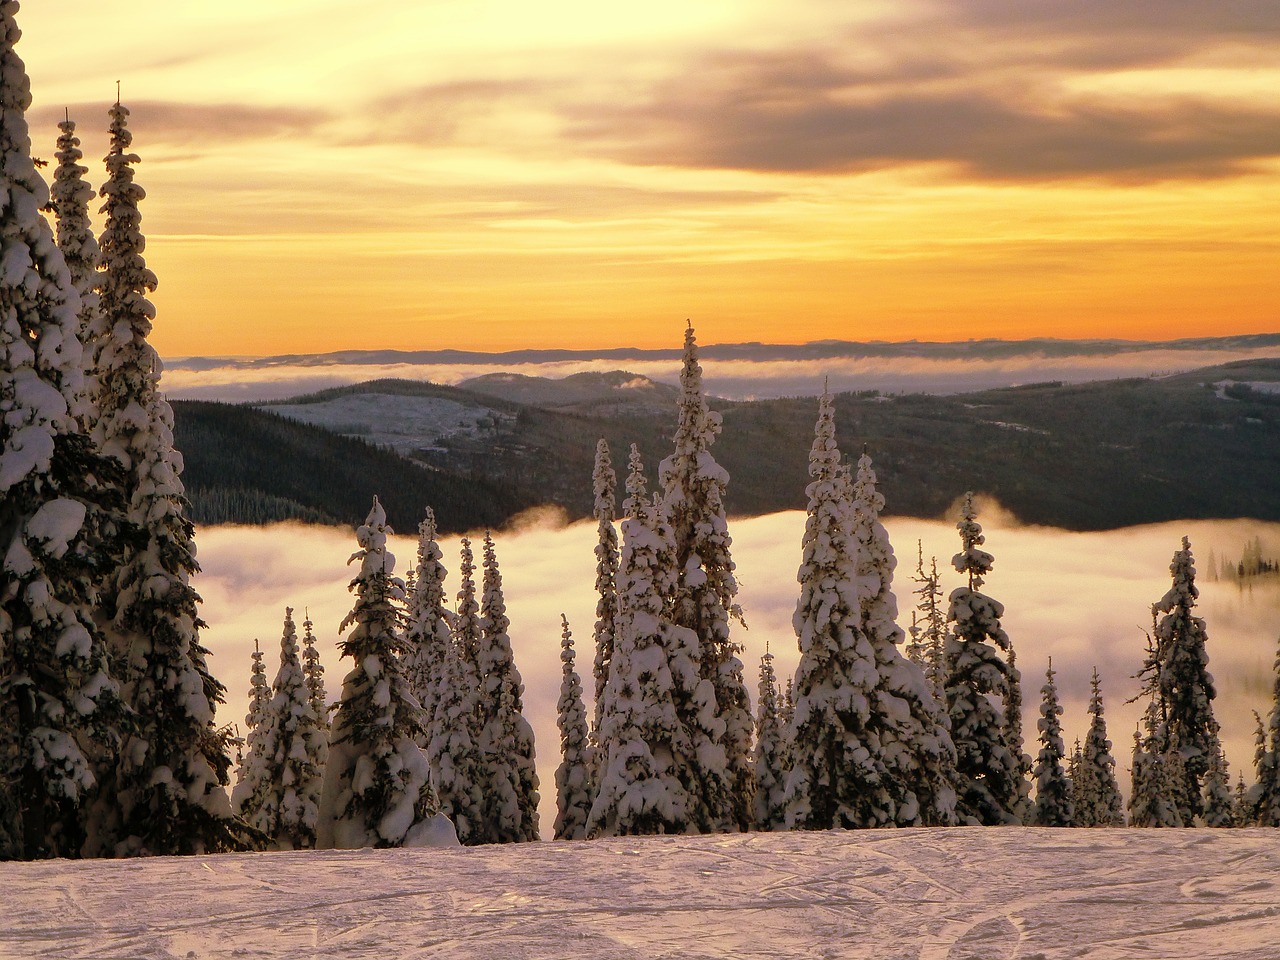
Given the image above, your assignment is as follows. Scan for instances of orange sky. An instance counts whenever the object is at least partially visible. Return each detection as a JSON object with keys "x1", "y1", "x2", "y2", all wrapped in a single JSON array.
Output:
[{"x1": 18, "y1": 1, "x2": 1280, "y2": 356}]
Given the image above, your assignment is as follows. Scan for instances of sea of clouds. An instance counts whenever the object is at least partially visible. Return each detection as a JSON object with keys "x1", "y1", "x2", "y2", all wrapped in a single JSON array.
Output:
[{"x1": 197, "y1": 507, "x2": 1280, "y2": 835}]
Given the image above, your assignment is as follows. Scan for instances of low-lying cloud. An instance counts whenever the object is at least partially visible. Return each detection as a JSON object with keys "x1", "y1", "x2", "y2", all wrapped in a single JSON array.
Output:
[{"x1": 197, "y1": 511, "x2": 1280, "y2": 835}]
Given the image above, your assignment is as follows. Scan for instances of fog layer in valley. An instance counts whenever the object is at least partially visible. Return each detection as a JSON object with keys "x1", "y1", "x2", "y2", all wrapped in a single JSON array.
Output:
[{"x1": 198, "y1": 511, "x2": 1280, "y2": 835}]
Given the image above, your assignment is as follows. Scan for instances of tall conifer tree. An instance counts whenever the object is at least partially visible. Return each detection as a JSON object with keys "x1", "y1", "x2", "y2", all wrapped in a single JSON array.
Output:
[
  {"x1": 590, "y1": 439, "x2": 620, "y2": 757},
  {"x1": 1031, "y1": 659, "x2": 1074, "y2": 827},
  {"x1": 0, "y1": 5, "x2": 124, "y2": 859},
  {"x1": 1076, "y1": 669, "x2": 1124, "y2": 826},
  {"x1": 554, "y1": 615, "x2": 593, "y2": 840},
  {"x1": 474, "y1": 532, "x2": 540, "y2": 843},
  {"x1": 1250, "y1": 634, "x2": 1280, "y2": 825},
  {"x1": 943, "y1": 494, "x2": 1026, "y2": 825},
  {"x1": 403, "y1": 509, "x2": 452, "y2": 747},
  {"x1": 315, "y1": 499, "x2": 438, "y2": 848},
  {"x1": 752, "y1": 649, "x2": 788, "y2": 831},
  {"x1": 659, "y1": 324, "x2": 753, "y2": 831}
]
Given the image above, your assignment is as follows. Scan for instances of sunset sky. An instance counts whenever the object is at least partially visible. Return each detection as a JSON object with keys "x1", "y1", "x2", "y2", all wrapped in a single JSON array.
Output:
[{"x1": 19, "y1": 1, "x2": 1280, "y2": 357}]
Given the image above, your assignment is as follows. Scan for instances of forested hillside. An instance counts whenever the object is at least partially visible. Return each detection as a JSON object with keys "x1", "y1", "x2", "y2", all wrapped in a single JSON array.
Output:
[
  {"x1": 172, "y1": 401, "x2": 533, "y2": 532},
  {"x1": 176, "y1": 359, "x2": 1280, "y2": 531}
]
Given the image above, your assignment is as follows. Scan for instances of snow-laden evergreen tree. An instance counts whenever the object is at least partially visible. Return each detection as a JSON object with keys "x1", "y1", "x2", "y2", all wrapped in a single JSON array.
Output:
[
  {"x1": 474, "y1": 532, "x2": 540, "y2": 843},
  {"x1": 1233, "y1": 772, "x2": 1252, "y2": 827},
  {"x1": 554, "y1": 615, "x2": 592, "y2": 840},
  {"x1": 426, "y1": 637, "x2": 485, "y2": 845},
  {"x1": 1248, "y1": 635, "x2": 1280, "y2": 826},
  {"x1": 85, "y1": 99, "x2": 249, "y2": 856},
  {"x1": 233, "y1": 639, "x2": 270, "y2": 778},
  {"x1": 48, "y1": 114, "x2": 99, "y2": 424},
  {"x1": 590, "y1": 439, "x2": 620, "y2": 759},
  {"x1": 1202, "y1": 741, "x2": 1234, "y2": 828},
  {"x1": 232, "y1": 609, "x2": 327, "y2": 848},
  {"x1": 1140, "y1": 537, "x2": 1219, "y2": 824},
  {"x1": 589, "y1": 445, "x2": 713, "y2": 836},
  {"x1": 0, "y1": 11, "x2": 124, "y2": 859},
  {"x1": 781, "y1": 678, "x2": 794, "y2": 730},
  {"x1": 783, "y1": 396, "x2": 955, "y2": 829},
  {"x1": 1031, "y1": 659, "x2": 1074, "y2": 827},
  {"x1": 1075, "y1": 669, "x2": 1124, "y2": 826},
  {"x1": 402, "y1": 509, "x2": 452, "y2": 749},
  {"x1": 943, "y1": 493, "x2": 1027, "y2": 825},
  {"x1": 1067, "y1": 738, "x2": 1084, "y2": 820},
  {"x1": 301, "y1": 611, "x2": 328, "y2": 735},
  {"x1": 907, "y1": 544, "x2": 946, "y2": 699},
  {"x1": 659, "y1": 324, "x2": 753, "y2": 831},
  {"x1": 1128, "y1": 704, "x2": 1185, "y2": 828},
  {"x1": 752, "y1": 648, "x2": 788, "y2": 831},
  {"x1": 1004, "y1": 646, "x2": 1032, "y2": 822},
  {"x1": 454, "y1": 537, "x2": 482, "y2": 679},
  {"x1": 315, "y1": 499, "x2": 440, "y2": 849}
]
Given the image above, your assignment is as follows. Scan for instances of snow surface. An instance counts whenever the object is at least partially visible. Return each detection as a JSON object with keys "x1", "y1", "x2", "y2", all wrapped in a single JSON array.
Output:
[
  {"x1": 5, "y1": 828, "x2": 1280, "y2": 958},
  {"x1": 257, "y1": 394, "x2": 508, "y2": 454}
]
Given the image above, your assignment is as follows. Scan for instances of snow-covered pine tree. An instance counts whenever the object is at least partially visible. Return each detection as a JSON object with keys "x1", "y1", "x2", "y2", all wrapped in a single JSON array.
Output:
[
  {"x1": 909, "y1": 544, "x2": 946, "y2": 701},
  {"x1": 454, "y1": 537, "x2": 482, "y2": 679},
  {"x1": 781, "y1": 678, "x2": 794, "y2": 730},
  {"x1": 588, "y1": 445, "x2": 710, "y2": 836},
  {"x1": 1248, "y1": 635, "x2": 1280, "y2": 826},
  {"x1": 425, "y1": 638, "x2": 485, "y2": 845},
  {"x1": 48, "y1": 113, "x2": 99, "y2": 425},
  {"x1": 1234, "y1": 772, "x2": 1252, "y2": 827},
  {"x1": 1004, "y1": 647, "x2": 1032, "y2": 822},
  {"x1": 1076, "y1": 669, "x2": 1124, "y2": 827},
  {"x1": 83, "y1": 98, "x2": 247, "y2": 857},
  {"x1": 474, "y1": 532, "x2": 539, "y2": 843},
  {"x1": 315, "y1": 499, "x2": 439, "y2": 849},
  {"x1": 1202, "y1": 741, "x2": 1234, "y2": 828},
  {"x1": 659, "y1": 324, "x2": 753, "y2": 831},
  {"x1": 752, "y1": 648, "x2": 788, "y2": 831},
  {"x1": 1128, "y1": 704, "x2": 1184, "y2": 828},
  {"x1": 554, "y1": 615, "x2": 592, "y2": 840},
  {"x1": 0, "y1": 10, "x2": 125, "y2": 859},
  {"x1": 943, "y1": 493, "x2": 1026, "y2": 825},
  {"x1": 850, "y1": 451, "x2": 956, "y2": 825},
  {"x1": 301, "y1": 611, "x2": 328, "y2": 734},
  {"x1": 1136, "y1": 537, "x2": 1220, "y2": 824},
  {"x1": 590, "y1": 439, "x2": 620, "y2": 758},
  {"x1": 1031, "y1": 659, "x2": 1074, "y2": 827},
  {"x1": 1067, "y1": 738, "x2": 1084, "y2": 819},
  {"x1": 402, "y1": 509, "x2": 452, "y2": 749},
  {"x1": 233, "y1": 609, "x2": 327, "y2": 848},
  {"x1": 233, "y1": 639, "x2": 270, "y2": 774}
]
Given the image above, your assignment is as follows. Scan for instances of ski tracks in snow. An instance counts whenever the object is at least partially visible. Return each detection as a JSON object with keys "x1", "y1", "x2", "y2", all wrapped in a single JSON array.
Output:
[{"x1": 4, "y1": 829, "x2": 1280, "y2": 959}]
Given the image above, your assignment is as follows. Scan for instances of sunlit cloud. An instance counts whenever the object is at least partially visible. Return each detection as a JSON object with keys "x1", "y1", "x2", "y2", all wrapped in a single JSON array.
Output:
[
  {"x1": 198, "y1": 511, "x2": 1280, "y2": 834},
  {"x1": 159, "y1": 341, "x2": 1280, "y2": 403}
]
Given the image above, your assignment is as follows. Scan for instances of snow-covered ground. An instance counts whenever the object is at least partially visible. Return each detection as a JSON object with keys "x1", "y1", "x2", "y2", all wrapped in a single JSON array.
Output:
[{"x1": 5, "y1": 828, "x2": 1280, "y2": 959}]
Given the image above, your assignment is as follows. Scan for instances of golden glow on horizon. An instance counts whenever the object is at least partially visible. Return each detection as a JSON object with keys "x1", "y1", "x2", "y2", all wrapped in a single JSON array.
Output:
[{"x1": 18, "y1": 1, "x2": 1280, "y2": 355}]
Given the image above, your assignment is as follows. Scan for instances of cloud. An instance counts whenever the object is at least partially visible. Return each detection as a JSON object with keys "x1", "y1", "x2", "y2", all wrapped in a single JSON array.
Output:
[
  {"x1": 30, "y1": 101, "x2": 329, "y2": 149},
  {"x1": 158, "y1": 343, "x2": 1280, "y2": 403},
  {"x1": 197, "y1": 512, "x2": 1280, "y2": 836}
]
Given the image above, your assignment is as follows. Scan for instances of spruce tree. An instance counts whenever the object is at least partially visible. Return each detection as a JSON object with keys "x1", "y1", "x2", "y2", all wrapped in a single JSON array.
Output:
[
  {"x1": 1141, "y1": 537, "x2": 1219, "y2": 823},
  {"x1": 1004, "y1": 647, "x2": 1032, "y2": 821},
  {"x1": 454, "y1": 537, "x2": 481, "y2": 679},
  {"x1": 943, "y1": 493, "x2": 1026, "y2": 825},
  {"x1": 233, "y1": 639, "x2": 269, "y2": 780},
  {"x1": 1202, "y1": 742, "x2": 1234, "y2": 828},
  {"x1": 590, "y1": 439, "x2": 620, "y2": 761},
  {"x1": 554, "y1": 615, "x2": 593, "y2": 840},
  {"x1": 301, "y1": 611, "x2": 329, "y2": 735},
  {"x1": 0, "y1": 9, "x2": 124, "y2": 858},
  {"x1": 1233, "y1": 772, "x2": 1252, "y2": 827},
  {"x1": 403, "y1": 509, "x2": 452, "y2": 748},
  {"x1": 426, "y1": 639, "x2": 485, "y2": 844},
  {"x1": 48, "y1": 114, "x2": 99, "y2": 425},
  {"x1": 908, "y1": 544, "x2": 947, "y2": 699},
  {"x1": 659, "y1": 324, "x2": 753, "y2": 831},
  {"x1": 589, "y1": 446, "x2": 709, "y2": 836},
  {"x1": 1128, "y1": 704, "x2": 1185, "y2": 827},
  {"x1": 474, "y1": 532, "x2": 540, "y2": 843},
  {"x1": 1076, "y1": 669, "x2": 1124, "y2": 826},
  {"x1": 1031, "y1": 659, "x2": 1074, "y2": 827},
  {"x1": 752, "y1": 649, "x2": 788, "y2": 831},
  {"x1": 1248, "y1": 635, "x2": 1280, "y2": 825},
  {"x1": 233, "y1": 609, "x2": 326, "y2": 848},
  {"x1": 315, "y1": 499, "x2": 438, "y2": 848}
]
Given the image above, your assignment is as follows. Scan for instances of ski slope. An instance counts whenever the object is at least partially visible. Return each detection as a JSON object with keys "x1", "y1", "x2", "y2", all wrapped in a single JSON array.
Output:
[{"x1": 5, "y1": 828, "x2": 1279, "y2": 959}]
